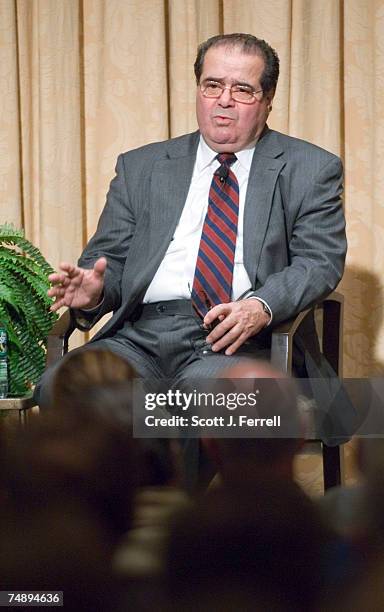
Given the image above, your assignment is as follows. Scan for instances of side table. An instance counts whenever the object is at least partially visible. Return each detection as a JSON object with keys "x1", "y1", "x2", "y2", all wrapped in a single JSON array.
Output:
[{"x1": 0, "y1": 396, "x2": 37, "y2": 425}]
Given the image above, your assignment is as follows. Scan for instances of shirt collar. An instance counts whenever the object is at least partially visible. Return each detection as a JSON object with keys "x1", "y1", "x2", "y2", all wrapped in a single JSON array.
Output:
[{"x1": 196, "y1": 135, "x2": 255, "y2": 174}]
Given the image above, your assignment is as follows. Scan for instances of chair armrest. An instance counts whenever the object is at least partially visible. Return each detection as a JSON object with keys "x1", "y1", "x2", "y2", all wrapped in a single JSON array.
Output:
[
  {"x1": 46, "y1": 310, "x2": 76, "y2": 367},
  {"x1": 270, "y1": 308, "x2": 313, "y2": 374},
  {"x1": 270, "y1": 291, "x2": 344, "y2": 375}
]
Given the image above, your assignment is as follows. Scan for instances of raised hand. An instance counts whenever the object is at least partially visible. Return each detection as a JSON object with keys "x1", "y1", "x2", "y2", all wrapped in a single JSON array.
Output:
[{"x1": 47, "y1": 257, "x2": 107, "y2": 312}]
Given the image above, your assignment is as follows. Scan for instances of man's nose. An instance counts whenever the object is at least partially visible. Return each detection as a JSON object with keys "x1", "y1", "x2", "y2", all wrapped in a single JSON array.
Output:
[{"x1": 218, "y1": 86, "x2": 235, "y2": 106}]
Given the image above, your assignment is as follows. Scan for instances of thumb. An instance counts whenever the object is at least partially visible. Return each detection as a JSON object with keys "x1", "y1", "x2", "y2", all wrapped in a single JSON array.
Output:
[{"x1": 93, "y1": 257, "x2": 107, "y2": 278}]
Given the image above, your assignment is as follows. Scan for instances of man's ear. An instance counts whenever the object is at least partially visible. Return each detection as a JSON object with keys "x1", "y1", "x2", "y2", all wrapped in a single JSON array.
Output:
[{"x1": 264, "y1": 89, "x2": 275, "y2": 112}]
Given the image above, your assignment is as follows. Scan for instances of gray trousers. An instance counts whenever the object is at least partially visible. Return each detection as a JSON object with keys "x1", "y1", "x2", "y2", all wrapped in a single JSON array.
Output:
[{"x1": 35, "y1": 300, "x2": 270, "y2": 490}]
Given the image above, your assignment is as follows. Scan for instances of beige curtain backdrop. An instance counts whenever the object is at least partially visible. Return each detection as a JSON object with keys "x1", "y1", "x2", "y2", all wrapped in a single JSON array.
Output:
[{"x1": 2, "y1": 0, "x2": 381, "y2": 492}]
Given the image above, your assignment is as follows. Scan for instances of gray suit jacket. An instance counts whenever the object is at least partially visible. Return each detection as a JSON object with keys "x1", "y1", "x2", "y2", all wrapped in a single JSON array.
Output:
[{"x1": 77, "y1": 127, "x2": 346, "y2": 344}]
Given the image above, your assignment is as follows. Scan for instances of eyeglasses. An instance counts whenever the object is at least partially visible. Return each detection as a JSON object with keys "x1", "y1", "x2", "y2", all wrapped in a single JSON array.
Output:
[{"x1": 200, "y1": 80, "x2": 263, "y2": 104}]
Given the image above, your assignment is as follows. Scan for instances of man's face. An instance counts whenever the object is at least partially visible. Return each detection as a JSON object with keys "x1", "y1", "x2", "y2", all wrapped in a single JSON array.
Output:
[{"x1": 196, "y1": 45, "x2": 273, "y2": 152}]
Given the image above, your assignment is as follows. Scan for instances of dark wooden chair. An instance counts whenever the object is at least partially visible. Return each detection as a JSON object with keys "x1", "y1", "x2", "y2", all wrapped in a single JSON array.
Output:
[
  {"x1": 270, "y1": 291, "x2": 344, "y2": 491},
  {"x1": 45, "y1": 291, "x2": 345, "y2": 491}
]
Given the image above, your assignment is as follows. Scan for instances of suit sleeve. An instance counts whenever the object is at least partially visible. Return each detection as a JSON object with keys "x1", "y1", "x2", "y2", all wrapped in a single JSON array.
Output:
[
  {"x1": 251, "y1": 156, "x2": 346, "y2": 325},
  {"x1": 74, "y1": 154, "x2": 136, "y2": 327}
]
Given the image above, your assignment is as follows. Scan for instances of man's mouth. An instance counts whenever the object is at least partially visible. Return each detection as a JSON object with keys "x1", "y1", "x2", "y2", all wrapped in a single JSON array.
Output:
[{"x1": 212, "y1": 114, "x2": 235, "y2": 122}]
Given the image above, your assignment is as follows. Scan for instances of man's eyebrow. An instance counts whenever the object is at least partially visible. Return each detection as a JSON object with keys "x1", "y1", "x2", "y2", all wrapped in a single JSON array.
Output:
[
  {"x1": 202, "y1": 76, "x2": 255, "y2": 88},
  {"x1": 202, "y1": 76, "x2": 225, "y2": 83},
  {"x1": 233, "y1": 80, "x2": 255, "y2": 88}
]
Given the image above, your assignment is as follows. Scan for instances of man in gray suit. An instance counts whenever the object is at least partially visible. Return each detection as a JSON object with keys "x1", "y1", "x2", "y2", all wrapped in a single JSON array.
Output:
[{"x1": 37, "y1": 33, "x2": 346, "y2": 412}]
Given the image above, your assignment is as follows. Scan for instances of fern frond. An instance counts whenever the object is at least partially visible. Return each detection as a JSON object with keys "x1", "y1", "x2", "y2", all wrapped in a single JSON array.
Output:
[
  {"x1": 0, "y1": 224, "x2": 54, "y2": 275},
  {"x1": 0, "y1": 223, "x2": 57, "y2": 395},
  {"x1": 0, "y1": 224, "x2": 24, "y2": 240}
]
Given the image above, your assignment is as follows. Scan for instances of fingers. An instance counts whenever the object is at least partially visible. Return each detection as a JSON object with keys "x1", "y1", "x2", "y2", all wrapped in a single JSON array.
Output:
[
  {"x1": 47, "y1": 286, "x2": 65, "y2": 299},
  {"x1": 48, "y1": 259, "x2": 106, "y2": 287},
  {"x1": 47, "y1": 261, "x2": 79, "y2": 309},
  {"x1": 205, "y1": 300, "x2": 267, "y2": 354},
  {"x1": 48, "y1": 262, "x2": 81, "y2": 286},
  {"x1": 93, "y1": 257, "x2": 107, "y2": 277},
  {"x1": 210, "y1": 321, "x2": 253, "y2": 355},
  {"x1": 58, "y1": 262, "x2": 81, "y2": 276},
  {"x1": 47, "y1": 275, "x2": 72, "y2": 291},
  {"x1": 49, "y1": 291, "x2": 74, "y2": 312},
  {"x1": 205, "y1": 303, "x2": 238, "y2": 344},
  {"x1": 204, "y1": 304, "x2": 229, "y2": 327},
  {"x1": 209, "y1": 321, "x2": 246, "y2": 354},
  {"x1": 224, "y1": 331, "x2": 250, "y2": 356},
  {"x1": 49, "y1": 298, "x2": 66, "y2": 312},
  {"x1": 48, "y1": 272, "x2": 67, "y2": 285},
  {"x1": 206, "y1": 314, "x2": 234, "y2": 343}
]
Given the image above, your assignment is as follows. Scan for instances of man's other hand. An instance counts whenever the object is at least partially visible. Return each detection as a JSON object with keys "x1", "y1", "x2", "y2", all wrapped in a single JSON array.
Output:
[
  {"x1": 47, "y1": 257, "x2": 107, "y2": 312},
  {"x1": 204, "y1": 299, "x2": 270, "y2": 355}
]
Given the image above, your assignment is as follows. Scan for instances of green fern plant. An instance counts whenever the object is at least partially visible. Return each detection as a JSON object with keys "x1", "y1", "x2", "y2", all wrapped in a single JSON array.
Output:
[{"x1": 0, "y1": 224, "x2": 57, "y2": 395}]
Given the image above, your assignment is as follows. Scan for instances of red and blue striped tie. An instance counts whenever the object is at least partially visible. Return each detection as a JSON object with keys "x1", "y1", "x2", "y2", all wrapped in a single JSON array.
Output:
[{"x1": 191, "y1": 153, "x2": 239, "y2": 318}]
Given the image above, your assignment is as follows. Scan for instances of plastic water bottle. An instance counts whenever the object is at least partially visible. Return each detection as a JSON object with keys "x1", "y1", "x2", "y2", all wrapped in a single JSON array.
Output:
[{"x1": 0, "y1": 326, "x2": 8, "y2": 399}]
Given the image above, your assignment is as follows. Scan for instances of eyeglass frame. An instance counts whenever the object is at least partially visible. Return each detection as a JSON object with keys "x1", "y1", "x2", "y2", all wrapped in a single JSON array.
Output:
[{"x1": 199, "y1": 79, "x2": 264, "y2": 104}]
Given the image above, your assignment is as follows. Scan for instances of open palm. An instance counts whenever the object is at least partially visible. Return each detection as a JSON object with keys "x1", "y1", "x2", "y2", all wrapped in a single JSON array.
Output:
[{"x1": 48, "y1": 257, "x2": 107, "y2": 312}]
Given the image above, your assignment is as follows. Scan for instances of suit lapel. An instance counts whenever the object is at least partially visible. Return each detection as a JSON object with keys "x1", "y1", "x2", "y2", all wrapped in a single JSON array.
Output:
[
  {"x1": 147, "y1": 132, "x2": 199, "y2": 262},
  {"x1": 243, "y1": 129, "x2": 286, "y2": 286}
]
